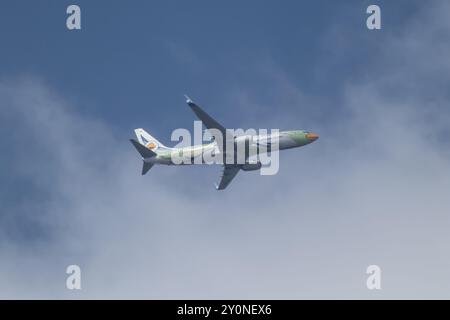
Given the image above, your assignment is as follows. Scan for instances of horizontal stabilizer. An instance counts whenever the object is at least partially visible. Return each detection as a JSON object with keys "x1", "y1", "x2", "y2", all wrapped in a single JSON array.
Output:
[
  {"x1": 215, "y1": 165, "x2": 240, "y2": 190},
  {"x1": 142, "y1": 161, "x2": 154, "y2": 175},
  {"x1": 129, "y1": 139, "x2": 156, "y2": 159}
]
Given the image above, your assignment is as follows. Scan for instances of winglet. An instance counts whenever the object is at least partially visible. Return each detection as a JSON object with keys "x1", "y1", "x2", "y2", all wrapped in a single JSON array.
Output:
[{"x1": 184, "y1": 94, "x2": 193, "y2": 105}]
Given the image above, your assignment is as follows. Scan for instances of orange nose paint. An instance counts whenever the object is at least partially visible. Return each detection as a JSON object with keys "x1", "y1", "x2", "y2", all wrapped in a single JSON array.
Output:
[{"x1": 306, "y1": 133, "x2": 319, "y2": 140}]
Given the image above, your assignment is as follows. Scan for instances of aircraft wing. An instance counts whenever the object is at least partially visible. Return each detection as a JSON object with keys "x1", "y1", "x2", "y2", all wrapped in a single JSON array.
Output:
[
  {"x1": 185, "y1": 96, "x2": 234, "y2": 154},
  {"x1": 215, "y1": 165, "x2": 240, "y2": 190}
]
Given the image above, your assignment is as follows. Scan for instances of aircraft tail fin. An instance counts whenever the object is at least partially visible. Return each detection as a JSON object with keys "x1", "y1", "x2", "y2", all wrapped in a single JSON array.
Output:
[{"x1": 134, "y1": 128, "x2": 170, "y2": 153}]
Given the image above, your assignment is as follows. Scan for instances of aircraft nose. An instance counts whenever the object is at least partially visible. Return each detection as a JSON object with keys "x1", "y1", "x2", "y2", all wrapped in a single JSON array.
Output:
[{"x1": 306, "y1": 132, "x2": 319, "y2": 141}]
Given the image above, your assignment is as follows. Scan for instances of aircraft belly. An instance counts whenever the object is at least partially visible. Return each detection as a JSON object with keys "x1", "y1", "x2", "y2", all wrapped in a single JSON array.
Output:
[{"x1": 278, "y1": 136, "x2": 298, "y2": 150}]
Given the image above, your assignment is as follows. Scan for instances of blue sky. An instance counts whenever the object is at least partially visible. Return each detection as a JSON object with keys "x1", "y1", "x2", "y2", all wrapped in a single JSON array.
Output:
[
  {"x1": 1, "y1": 1, "x2": 450, "y2": 298},
  {"x1": 0, "y1": 0, "x2": 421, "y2": 131}
]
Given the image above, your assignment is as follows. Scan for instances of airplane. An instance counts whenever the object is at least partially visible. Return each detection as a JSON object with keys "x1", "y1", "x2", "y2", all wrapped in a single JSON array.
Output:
[{"x1": 130, "y1": 96, "x2": 319, "y2": 190}]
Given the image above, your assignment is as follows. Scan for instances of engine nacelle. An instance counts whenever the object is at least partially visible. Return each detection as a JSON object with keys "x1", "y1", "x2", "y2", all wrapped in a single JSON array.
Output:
[{"x1": 241, "y1": 161, "x2": 262, "y2": 171}]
